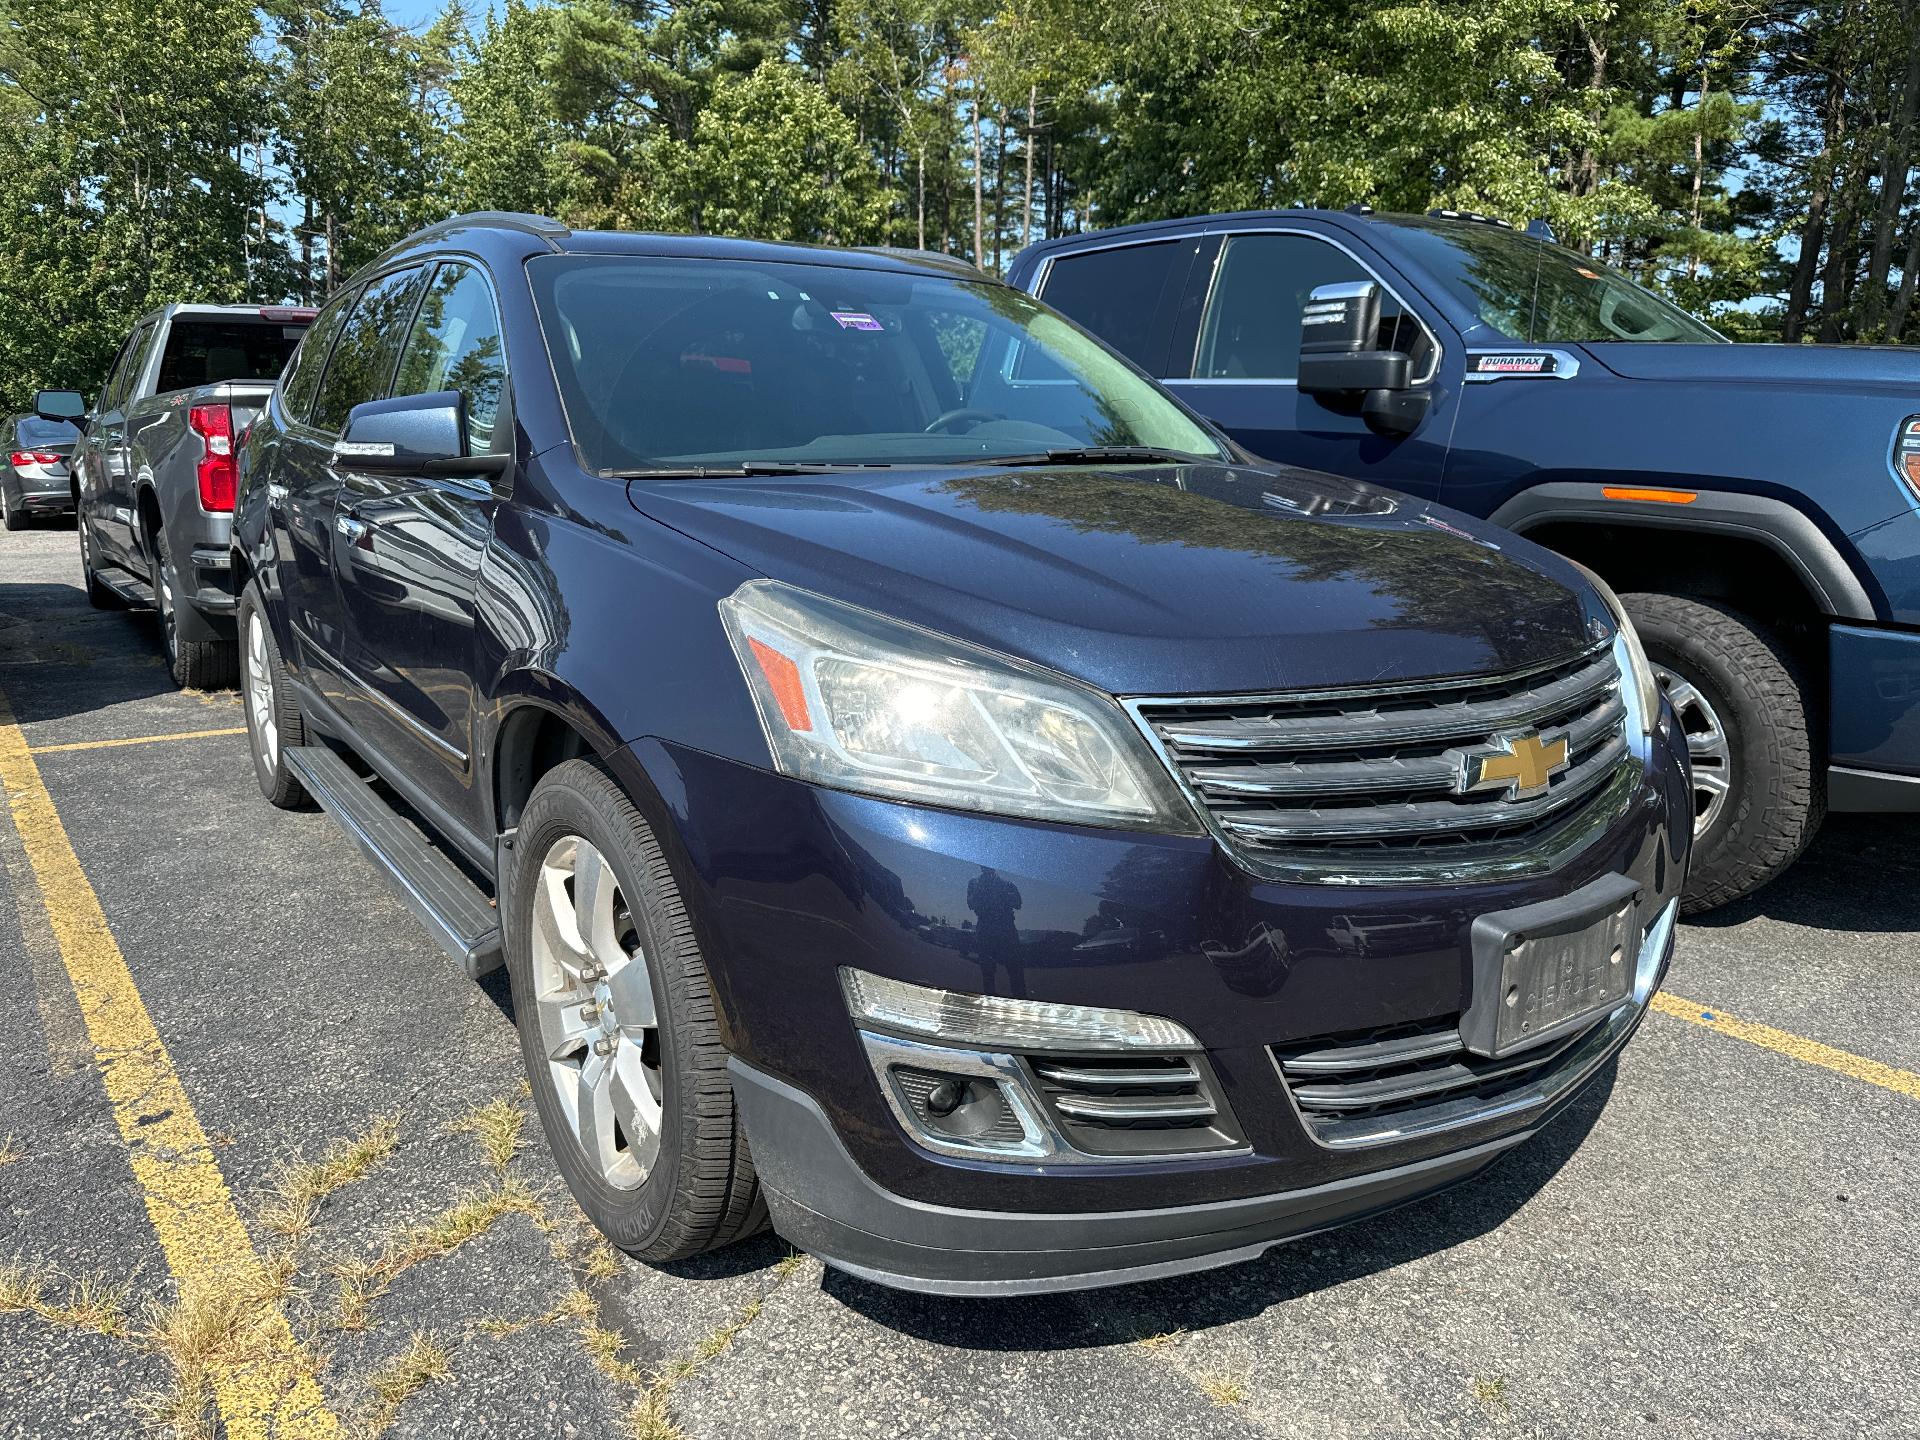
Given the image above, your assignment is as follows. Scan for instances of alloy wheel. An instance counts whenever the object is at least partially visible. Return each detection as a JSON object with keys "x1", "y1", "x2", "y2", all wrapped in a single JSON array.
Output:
[
  {"x1": 529, "y1": 834, "x2": 663, "y2": 1190},
  {"x1": 1655, "y1": 663, "x2": 1732, "y2": 837},
  {"x1": 245, "y1": 613, "x2": 278, "y2": 769}
]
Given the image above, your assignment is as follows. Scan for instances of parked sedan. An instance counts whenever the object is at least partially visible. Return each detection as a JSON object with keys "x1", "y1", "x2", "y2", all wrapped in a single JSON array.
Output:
[{"x1": 2, "y1": 402, "x2": 83, "y2": 530}]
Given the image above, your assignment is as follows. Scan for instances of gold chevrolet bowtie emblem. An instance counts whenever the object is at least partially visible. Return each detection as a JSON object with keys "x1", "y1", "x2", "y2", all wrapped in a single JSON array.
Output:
[{"x1": 1464, "y1": 731, "x2": 1570, "y2": 801}]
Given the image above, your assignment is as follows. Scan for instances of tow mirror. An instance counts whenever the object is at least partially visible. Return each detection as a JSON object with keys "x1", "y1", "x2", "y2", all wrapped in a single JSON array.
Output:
[
  {"x1": 33, "y1": 388, "x2": 86, "y2": 424},
  {"x1": 1295, "y1": 281, "x2": 1428, "y2": 437},
  {"x1": 334, "y1": 390, "x2": 509, "y2": 481}
]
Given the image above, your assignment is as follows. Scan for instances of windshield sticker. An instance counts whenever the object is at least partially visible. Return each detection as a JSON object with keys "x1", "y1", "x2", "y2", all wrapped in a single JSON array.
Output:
[
  {"x1": 830, "y1": 311, "x2": 884, "y2": 331},
  {"x1": 1473, "y1": 353, "x2": 1556, "y2": 375}
]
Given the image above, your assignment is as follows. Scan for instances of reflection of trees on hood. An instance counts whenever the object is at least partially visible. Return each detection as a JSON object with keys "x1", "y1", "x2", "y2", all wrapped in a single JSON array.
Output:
[{"x1": 939, "y1": 470, "x2": 1584, "y2": 654}]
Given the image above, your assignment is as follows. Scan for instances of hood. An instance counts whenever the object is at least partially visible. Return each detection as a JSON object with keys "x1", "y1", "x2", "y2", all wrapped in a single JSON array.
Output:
[
  {"x1": 628, "y1": 462, "x2": 1607, "y2": 696},
  {"x1": 1586, "y1": 342, "x2": 1920, "y2": 392}
]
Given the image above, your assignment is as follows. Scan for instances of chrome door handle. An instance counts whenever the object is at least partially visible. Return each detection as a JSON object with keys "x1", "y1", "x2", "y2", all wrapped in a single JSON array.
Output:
[{"x1": 334, "y1": 514, "x2": 368, "y2": 543}]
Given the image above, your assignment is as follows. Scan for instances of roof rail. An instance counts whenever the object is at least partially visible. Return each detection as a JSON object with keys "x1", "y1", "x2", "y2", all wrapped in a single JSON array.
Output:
[
  {"x1": 1426, "y1": 208, "x2": 1515, "y2": 230},
  {"x1": 405, "y1": 211, "x2": 571, "y2": 248},
  {"x1": 857, "y1": 245, "x2": 987, "y2": 275}
]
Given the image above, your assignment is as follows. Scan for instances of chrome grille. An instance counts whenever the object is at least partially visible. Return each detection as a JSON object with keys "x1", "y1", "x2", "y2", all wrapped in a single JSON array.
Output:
[
  {"x1": 1133, "y1": 643, "x2": 1635, "y2": 880},
  {"x1": 1274, "y1": 1011, "x2": 1611, "y2": 1148},
  {"x1": 1025, "y1": 1053, "x2": 1243, "y2": 1157}
]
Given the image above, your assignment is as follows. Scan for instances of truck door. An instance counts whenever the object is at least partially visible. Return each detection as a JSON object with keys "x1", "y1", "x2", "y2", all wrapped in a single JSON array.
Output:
[
  {"x1": 87, "y1": 321, "x2": 156, "y2": 567},
  {"x1": 331, "y1": 260, "x2": 506, "y2": 836},
  {"x1": 1158, "y1": 228, "x2": 1459, "y2": 501}
]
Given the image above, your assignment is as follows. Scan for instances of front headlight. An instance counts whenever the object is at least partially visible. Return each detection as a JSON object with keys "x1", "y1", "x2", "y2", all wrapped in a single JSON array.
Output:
[
  {"x1": 720, "y1": 579, "x2": 1201, "y2": 831},
  {"x1": 1569, "y1": 562, "x2": 1661, "y2": 735}
]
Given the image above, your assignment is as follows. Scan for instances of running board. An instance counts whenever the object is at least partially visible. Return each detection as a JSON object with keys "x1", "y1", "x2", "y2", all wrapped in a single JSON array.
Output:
[
  {"x1": 285, "y1": 745, "x2": 504, "y2": 978},
  {"x1": 96, "y1": 564, "x2": 156, "y2": 608}
]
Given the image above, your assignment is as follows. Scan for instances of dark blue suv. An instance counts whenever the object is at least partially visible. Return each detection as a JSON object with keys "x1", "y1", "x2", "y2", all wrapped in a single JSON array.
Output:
[
  {"x1": 1012, "y1": 210, "x2": 1920, "y2": 913},
  {"x1": 233, "y1": 213, "x2": 1690, "y2": 1295}
]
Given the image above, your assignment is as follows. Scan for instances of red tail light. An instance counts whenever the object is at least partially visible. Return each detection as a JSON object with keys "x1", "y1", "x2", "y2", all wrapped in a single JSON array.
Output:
[
  {"x1": 189, "y1": 403, "x2": 236, "y2": 511},
  {"x1": 8, "y1": 450, "x2": 60, "y2": 467}
]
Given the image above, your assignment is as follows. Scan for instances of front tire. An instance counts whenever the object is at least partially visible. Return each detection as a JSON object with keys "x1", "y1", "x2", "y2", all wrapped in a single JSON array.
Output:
[
  {"x1": 1623, "y1": 592, "x2": 1823, "y2": 914},
  {"x1": 154, "y1": 527, "x2": 237, "y2": 689},
  {"x1": 238, "y1": 582, "x2": 308, "y2": 809},
  {"x1": 506, "y1": 759, "x2": 764, "y2": 1262}
]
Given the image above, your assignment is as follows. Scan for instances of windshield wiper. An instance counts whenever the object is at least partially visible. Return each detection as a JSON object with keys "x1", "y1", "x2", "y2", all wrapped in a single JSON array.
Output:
[
  {"x1": 979, "y1": 446, "x2": 1212, "y2": 468},
  {"x1": 604, "y1": 460, "x2": 901, "y2": 479}
]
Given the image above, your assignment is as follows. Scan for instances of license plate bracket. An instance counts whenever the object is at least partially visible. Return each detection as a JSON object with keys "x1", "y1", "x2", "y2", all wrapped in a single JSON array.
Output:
[{"x1": 1462, "y1": 872, "x2": 1644, "y2": 1059}]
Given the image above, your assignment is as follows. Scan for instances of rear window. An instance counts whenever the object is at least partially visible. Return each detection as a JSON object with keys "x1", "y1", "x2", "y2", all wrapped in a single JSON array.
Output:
[
  {"x1": 17, "y1": 416, "x2": 79, "y2": 446},
  {"x1": 156, "y1": 318, "x2": 310, "y2": 393}
]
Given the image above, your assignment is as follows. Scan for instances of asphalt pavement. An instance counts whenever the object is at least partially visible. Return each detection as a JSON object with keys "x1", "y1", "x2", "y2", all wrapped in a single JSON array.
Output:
[{"x1": 1, "y1": 517, "x2": 1916, "y2": 1440}]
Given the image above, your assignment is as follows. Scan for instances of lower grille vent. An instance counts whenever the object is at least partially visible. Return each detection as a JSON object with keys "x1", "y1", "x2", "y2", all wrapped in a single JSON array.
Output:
[{"x1": 1027, "y1": 1053, "x2": 1242, "y2": 1157}]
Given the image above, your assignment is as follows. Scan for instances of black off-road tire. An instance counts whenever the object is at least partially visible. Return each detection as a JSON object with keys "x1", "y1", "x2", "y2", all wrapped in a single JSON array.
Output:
[
  {"x1": 506, "y1": 758, "x2": 766, "y2": 1261},
  {"x1": 1624, "y1": 592, "x2": 1824, "y2": 914},
  {"x1": 154, "y1": 527, "x2": 238, "y2": 690},
  {"x1": 237, "y1": 581, "x2": 309, "y2": 809}
]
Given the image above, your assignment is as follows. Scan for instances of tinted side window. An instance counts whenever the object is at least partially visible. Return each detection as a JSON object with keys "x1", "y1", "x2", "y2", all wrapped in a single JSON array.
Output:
[
  {"x1": 1037, "y1": 241, "x2": 1187, "y2": 370},
  {"x1": 311, "y1": 267, "x2": 429, "y2": 435},
  {"x1": 106, "y1": 324, "x2": 155, "y2": 411},
  {"x1": 393, "y1": 263, "x2": 507, "y2": 453},
  {"x1": 281, "y1": 294, "x2": 354, "y2": 425},
  {"x1": 1194, "y1": 233, "x2": 1432, "y2": 381}
]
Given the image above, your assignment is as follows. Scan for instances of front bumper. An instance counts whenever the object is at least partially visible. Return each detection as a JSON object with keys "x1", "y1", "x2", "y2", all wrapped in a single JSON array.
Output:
[
  {"x1": 732, "y1": 901, "x2": 1671, "y2": 1295},
  {"x1": 622, "y1": 707, "x2": 1689, "y2": 1292},
  {"x1": 1830, "y1": 622, "x2": 1920, "y2": 810}
]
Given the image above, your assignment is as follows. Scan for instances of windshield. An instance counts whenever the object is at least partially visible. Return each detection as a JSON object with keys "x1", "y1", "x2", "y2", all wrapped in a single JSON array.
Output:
[
  {"x1": 1382, "y1": 219, "x2": 1725, "y2": 345},
  {"x1": 527, "y1": 254, "x2": 1228, "y2": 472}
]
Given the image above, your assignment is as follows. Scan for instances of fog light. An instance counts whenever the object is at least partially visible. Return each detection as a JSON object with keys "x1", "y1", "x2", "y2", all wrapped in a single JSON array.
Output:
[{"x1": 840, "y1": 968, "x2": 1197, "y2": 1052}]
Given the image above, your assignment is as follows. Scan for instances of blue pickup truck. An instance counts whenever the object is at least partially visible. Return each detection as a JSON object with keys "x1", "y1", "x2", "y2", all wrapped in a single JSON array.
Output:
[{"x1": 1011, "y1": 210, "x2": 1920, "y2": 912}]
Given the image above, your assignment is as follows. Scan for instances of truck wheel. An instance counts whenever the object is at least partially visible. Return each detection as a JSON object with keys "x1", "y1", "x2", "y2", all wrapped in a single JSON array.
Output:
[
  {"x1": 1623, "y1": 593, "x2": 1823, "y2": 914},
  {"x1": 506, "y1": 758, "x2": 765, "y2": 1262},
  {"x1": 79, "y1": 518, "x2": 122, "y2": 609},
  {"x1": 237, "y1": 582, "x2": 308, "y2": 809},
  {"x1": 153, "y1": 528, "x2": 237, "y2": 689}
]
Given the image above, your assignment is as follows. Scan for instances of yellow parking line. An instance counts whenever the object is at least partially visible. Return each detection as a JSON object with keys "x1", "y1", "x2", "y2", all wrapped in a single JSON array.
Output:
[
  {"x1": 28, "y1": 725, "x2": 246, "y2": 755},
  {"x1": 0, "y1": 688, "x2": 339, "y2": 1438},
  {"x1": 1653, "y1": 991, "x2": 1920, "y2": 1101}
]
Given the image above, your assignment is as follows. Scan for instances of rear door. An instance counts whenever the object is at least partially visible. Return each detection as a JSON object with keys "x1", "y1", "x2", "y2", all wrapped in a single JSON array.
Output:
[
  {"x1": 276, "y1": 266, "x2": 429, "y2": 701},
  {"x1": 88, "y1": 321, "x2": 157, "y2": 565},
  {"x1": 331, "y1": 260, "x2": 508, "y2": 833}
]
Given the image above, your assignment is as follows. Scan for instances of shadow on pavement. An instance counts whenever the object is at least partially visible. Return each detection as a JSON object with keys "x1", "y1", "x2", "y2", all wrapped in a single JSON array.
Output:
[
  {"x1": 816, "y1": 1062, "x2": 1616, "y2": 1346},
  {"x1": 0, "y1": 580, "x2": 178, "y2": 724},
  {"x1": 1688, "y1": 814, "x2": 1920, "y2": 934}
]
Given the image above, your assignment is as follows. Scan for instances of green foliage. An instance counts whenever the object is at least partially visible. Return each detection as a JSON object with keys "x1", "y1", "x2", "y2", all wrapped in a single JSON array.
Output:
[{"x1": 0, "y1": 0, "x2": 1916, "y2": 411}]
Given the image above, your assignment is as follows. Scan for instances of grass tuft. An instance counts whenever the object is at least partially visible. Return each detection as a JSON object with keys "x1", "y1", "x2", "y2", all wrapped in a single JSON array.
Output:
[
  {"x1": 1193, "y1": 1369, "x2": 1248, "y2": 1407},
  {"x1": 0, "y1": 1259, "x2": 127, "y2": 1337},
  {"x1": 258, "y1": 1114, "x2": 403, "y2": 1245},
  {"x1": 0, "y1": 1135, "x2": 22, "y2": 1168},
  {"x1": 142, "y1": 1276, "x2": 316, "y2": 1440},
  {"x1": 362, "y1": 1330, "x2": 453, "y2": 1433},
  {"x1": 1136, "y1": 1327, "x2": 1186, "y2": 1351},
  {"x1": 451, "y1": 1097, "x2": 525, "y2": 1175},
  {"x1": 333, "y1": 1180, "x2": 541, "y2": 1331},
  {"x1": 0, "y1": 1258, "x2": 48, "y2": 1313}
]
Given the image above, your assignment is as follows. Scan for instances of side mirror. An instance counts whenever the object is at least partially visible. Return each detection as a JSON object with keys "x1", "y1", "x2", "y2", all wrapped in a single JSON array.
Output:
[
  {"x1": 334, "y1": 391, "x2": 509, "y2": 480},
  {"x1": 1296, "y1": 282, "x2": 1428, "y2": 437},
  {"x1": 33, "y1": 388, "x2": 86, "y2": 424}
]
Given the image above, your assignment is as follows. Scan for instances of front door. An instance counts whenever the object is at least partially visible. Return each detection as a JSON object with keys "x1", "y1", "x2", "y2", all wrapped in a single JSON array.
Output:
[
  {"x1": 1161, "y1": 229, "x2": 1459, "y2": 502},
  {"x1": 331, "y1": 261, "x2": 508, "y2": 835},
  {"x1": 86, "y1": 322, "x2": 154, "y2": 567}
]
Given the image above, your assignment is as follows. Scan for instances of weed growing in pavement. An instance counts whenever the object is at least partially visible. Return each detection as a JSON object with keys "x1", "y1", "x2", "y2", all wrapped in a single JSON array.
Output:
[
  {"x1": 362, "y1": 1330, "x2": 453, "y2": 1434},
  {"x1": 0, "y1": 1134, "x2": 22, "y2": 1167},
  {"x1": 1473, "y1": 1375, "x2": 1512, "y2": 1419},
  {"x1": 333, "y1": 1179, "x2": 543, "y2": 1331},
  {"x1": 0, "y1": 1258, "x2": 128, "y2": 1336},
  {"x1": 1193, "y1": 1370, "x2": 1248, "y2": 1407},
  {"x1": 1135, "y1": 1327, "x2": 1187, "y2": 1350},
  {"x1": 140, "y1": 1271, "x2": 325, "y2": 1440},
  {"x1": 450, "y1": 1096, "x2": 525, "y2": 1176},
  {"x1": 258, "y1": 1114, "x2": 404, "y2": 1246}
]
